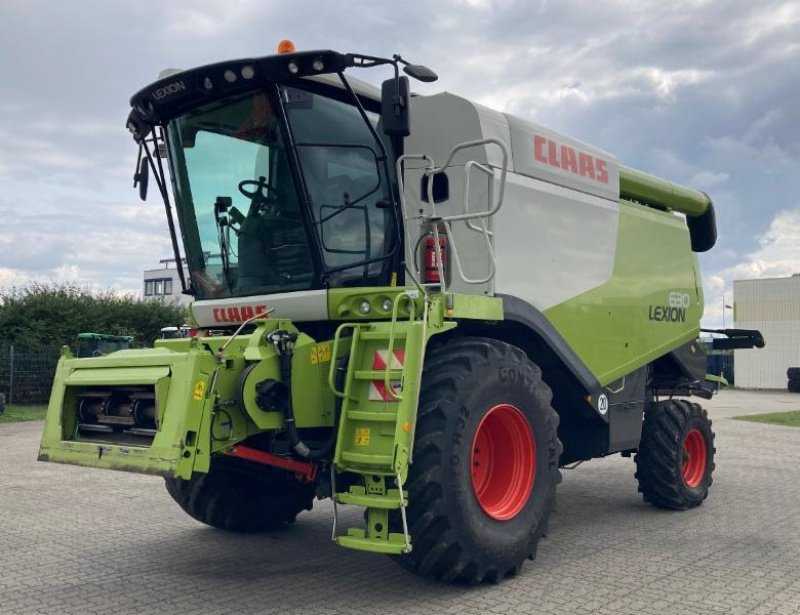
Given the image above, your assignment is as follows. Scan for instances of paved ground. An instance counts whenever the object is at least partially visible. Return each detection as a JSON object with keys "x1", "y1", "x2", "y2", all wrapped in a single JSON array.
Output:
[{"x1": 1, "y1": 389, "x2": 798, "y2": 615}]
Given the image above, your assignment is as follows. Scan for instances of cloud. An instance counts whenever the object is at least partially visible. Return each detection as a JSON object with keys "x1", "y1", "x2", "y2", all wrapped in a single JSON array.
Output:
[
  {"x1": 0, "y1": 0, "x2": 798, "y2": 309},
  {"x1": 702, "y1": 206, "x2": 800, "y2": 327}
]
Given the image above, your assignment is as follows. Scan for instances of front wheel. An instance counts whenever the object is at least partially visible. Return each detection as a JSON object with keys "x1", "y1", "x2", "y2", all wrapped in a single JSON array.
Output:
[
  {"x1": 394, "y1": 337, "x2": 562, "y2": 584},
  {"x1": 635, "y1": 399, "x2": 716, "y2": 510},
  {"x1": 165, "y1": 455, "x2": 315, "y2": 532}
]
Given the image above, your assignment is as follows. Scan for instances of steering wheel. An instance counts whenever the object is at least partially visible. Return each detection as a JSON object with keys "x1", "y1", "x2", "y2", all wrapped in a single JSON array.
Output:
[{"x1": 238, "y1": 176, "x2": 278, "y2": 201}]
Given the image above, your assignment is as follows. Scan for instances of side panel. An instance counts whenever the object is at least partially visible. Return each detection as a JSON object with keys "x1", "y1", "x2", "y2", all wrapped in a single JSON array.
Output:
[
  {"x1": 544, "y1": 200, "x2": 703, "y2": 385},
  {"x1": 493, "y1": 172, "x2": 619, "y2": 311},
  {"x1": 402, "y1": 93, "x2": 497, "y2": 297}
]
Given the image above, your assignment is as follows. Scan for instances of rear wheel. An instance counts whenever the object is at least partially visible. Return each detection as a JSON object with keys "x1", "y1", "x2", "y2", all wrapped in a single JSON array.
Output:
[
  {"x1": 165, "y1": 455, "x2": 315, "y2": 532},
  {"x1": 394, "y1": 337, "x2": 562, "y2": 584},
  {"x1": 635, "y1": 399, "x2": 715, "y2": 510}
]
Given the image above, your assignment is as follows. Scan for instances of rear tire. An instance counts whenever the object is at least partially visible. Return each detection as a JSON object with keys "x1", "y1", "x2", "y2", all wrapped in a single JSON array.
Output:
[
  {"x1": 394, "y1": 337, "x2": 562, "y2": 584},
  {"x1": 165, "y1": 455, "x2": 315, "y2": 532},
  {"x1": 786, "y1": 367, "x2": 800, "y2": 380},
  {"x1": 635, "y1": 399, "x2": 715, "y2": 510}
]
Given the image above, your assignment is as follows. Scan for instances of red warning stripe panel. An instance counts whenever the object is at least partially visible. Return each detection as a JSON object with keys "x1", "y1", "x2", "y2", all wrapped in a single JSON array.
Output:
[
  {"x1": 373, "y1": 349, "x2": 405, "y2": 370},
  {"x1": 370, "y1": 349, "x2": 404, "y2": 401},
  {"x1": 369, "y1": 380, "x2": 402, "y2": 401}
]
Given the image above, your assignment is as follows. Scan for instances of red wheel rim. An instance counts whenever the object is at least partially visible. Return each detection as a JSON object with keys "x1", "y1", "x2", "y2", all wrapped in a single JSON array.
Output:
[
  {"x1": 471, "y1": 403, "x2": 536, "y2": 521},
  {"x1": 682, "y1": 428, "x2": 707, "y2": 488}
]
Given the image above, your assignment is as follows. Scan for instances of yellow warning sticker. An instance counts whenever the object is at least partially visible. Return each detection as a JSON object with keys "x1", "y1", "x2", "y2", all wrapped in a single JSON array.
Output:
[
  {"x1": 354, "y1": 427, "x2": 371, "y2": 446},
  {"x1": 192, "y1": 381, "x2": 206, "y2": 401},
  {"x1": 390, "y1": 272, "x2": 398, "y2": 287},
  {"x1": 311, "y1": 343, "x2": 332, "y2": 365},
  {"x1": 317, "y1": 343, "x2": 332, "y2": 363}
]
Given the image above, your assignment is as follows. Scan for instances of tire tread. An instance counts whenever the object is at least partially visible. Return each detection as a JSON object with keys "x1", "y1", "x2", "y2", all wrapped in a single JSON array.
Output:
[{"x1": 395, "y1": 336, "x2": 562, "y2": 583}]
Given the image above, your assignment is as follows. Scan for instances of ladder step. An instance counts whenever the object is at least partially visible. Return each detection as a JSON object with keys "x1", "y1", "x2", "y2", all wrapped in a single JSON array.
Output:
[
  {"x1": 340, "y1": 451, "x2": 393, "y2": 467},
  {"x1": 354, "y1": 369, "x2": 403, "y2": 380},
  {"x1": 347, "y1": 410, "x2": 398, "y2": 422},
  {"x1": 335, "y1": 488, "x2": 407, "y2": 509},
  {"x1": 335, "y1": 529, "x2": 410, "y2": 555},
  {"x1": 359, "y1": 331, "x2": 407, "y2": 340}
]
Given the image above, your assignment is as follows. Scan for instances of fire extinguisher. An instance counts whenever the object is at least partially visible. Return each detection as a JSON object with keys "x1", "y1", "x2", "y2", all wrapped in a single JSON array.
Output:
[{"x1": 422, "y1": 225, "x2": 448, "y2": 284}]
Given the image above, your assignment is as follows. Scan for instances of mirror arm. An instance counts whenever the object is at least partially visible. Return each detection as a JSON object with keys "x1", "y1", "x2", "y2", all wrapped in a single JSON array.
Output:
[
  {"x1": 392, "y1": 60, "x2": 403, "y2": 120},
  {"x1": 140, "y1": 129, "x2": 189, "y2": 294}
]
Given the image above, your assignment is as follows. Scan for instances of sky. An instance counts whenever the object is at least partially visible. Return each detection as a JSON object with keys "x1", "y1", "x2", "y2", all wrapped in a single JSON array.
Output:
[{"x1": 0, "y1": 0, "x2": 798, "y2": 328}]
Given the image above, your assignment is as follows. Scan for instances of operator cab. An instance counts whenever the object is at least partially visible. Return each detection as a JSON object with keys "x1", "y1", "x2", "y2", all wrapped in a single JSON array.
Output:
[{"x1": 128, "y1": 46, "x2": 437, "y2": 302}]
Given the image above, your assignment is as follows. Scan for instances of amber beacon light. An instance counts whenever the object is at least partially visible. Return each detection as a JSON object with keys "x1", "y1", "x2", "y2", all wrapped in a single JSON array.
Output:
[{"x1": 277, "y1": 39, "x2": 297, "y2": 54}]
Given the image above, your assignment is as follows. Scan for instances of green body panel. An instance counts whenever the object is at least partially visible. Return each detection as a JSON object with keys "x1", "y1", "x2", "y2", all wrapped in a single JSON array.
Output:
[
  {"x1": 327, "y1": 287, "x2": 503, "y2": 321},
  {"x1": 40, "y1": 346, "x2": 218, "y2": 478},
  {"x1": 544, "y1": 200, "x2": 703, "y2": 386},
  {"x1": 38, "y1": 319, "x2": 338, "y2": 479},
  {"x1": 64, "y1": 365, "x2": 170, "y2": 386}
]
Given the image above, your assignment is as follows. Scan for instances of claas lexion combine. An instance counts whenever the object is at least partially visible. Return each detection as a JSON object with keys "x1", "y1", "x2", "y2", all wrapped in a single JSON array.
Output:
[{"x1": 39, "y1": 42, "x2": 764, "y2": 583}]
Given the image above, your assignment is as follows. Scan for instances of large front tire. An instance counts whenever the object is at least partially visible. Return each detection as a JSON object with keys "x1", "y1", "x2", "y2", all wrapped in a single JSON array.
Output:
[
  {"x1": 635, "y1": 399, "x2": 715, "y2": 510},
  {"x1": 165, "y1": 455, "x2": 315, "y2": 532},
  {"x1": 395, "y1": 337, "x2": 562, "y2": 584}
]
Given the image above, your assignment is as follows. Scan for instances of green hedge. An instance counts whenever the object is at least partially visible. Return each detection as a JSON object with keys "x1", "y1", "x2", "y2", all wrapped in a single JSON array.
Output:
[{"x1": 0, "y1": 283, "x2": 186, "y2": 348}]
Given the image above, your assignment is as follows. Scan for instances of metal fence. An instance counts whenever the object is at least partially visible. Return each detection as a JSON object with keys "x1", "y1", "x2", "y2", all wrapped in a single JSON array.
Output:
[{"x1": 0, "y1": 344, "x2": 60, "y2": 406}]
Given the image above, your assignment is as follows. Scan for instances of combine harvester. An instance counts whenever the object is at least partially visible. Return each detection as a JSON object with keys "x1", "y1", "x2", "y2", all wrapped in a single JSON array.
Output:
[{"x1": 39, "y1": 42, "x2": 763, "y2": 583}]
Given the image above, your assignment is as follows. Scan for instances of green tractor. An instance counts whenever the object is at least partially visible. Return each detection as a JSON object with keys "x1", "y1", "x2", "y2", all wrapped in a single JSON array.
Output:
[
  {"x1": 39, "y1": 44, "x2": 764, "y2": 583},
  {"x1": 75, "y1": 333, "x2": 134, "y2": 358}
]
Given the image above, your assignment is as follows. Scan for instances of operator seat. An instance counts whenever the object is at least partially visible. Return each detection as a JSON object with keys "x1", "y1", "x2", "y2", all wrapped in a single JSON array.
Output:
[{"x1": 235, "y1": 156, "x2": 312, "y2": 294}]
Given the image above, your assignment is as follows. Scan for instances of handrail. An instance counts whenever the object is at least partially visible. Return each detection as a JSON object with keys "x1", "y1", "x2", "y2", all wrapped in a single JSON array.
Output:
[
  {"x1": 383, "y1": 291, "x2": 419, "y2": 401},
  {"x1": 432, "y1": 138, "x2": 508, "y2": 223},
  {"x1": 463, "y1": 161, "x2": 495, "y2": 236},
  {"x1": 395, "y1": 138, "x2": 509, "y2": 289},
  {"x1": 328, "y1": 323, "x2": 359, "y2": 398},
  {"x1": 442, "y1": 217, "x2": 496, "y2": 285}
]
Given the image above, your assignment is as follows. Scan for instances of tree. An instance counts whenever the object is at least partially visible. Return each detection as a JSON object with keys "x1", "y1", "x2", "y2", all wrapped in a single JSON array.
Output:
[{"x1": 0, "y1": 283, "x2": 186, "y2": 348}]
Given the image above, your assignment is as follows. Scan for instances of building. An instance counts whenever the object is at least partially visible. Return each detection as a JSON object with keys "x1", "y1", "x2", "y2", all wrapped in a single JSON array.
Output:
[
  {"x1": 143, "y1": 258, "x2": 191, "y2": 305},
  {"x1": 733, "y1": 275, "x2": 800, "y2": 389}
]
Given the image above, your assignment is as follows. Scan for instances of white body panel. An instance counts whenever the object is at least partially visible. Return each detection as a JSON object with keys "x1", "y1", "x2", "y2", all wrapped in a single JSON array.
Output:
[
  {"x1": 190, "y1": 289, "x2": 328, "y2": 327},
  {"x1": 734, "y1": 277, "x2": 800, "y2": 389},
  {"x1": 494, "y1": 173, "x2": 619, "y2": 311},
  {"x1": 403, "y1": 92, "x2": 620, "y2": 304}
]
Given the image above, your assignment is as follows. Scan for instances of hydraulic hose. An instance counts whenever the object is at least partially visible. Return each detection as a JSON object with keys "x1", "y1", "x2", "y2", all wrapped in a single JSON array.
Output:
[{"x1": 268, "y1": 330, "x2": 341, "y2": 461}]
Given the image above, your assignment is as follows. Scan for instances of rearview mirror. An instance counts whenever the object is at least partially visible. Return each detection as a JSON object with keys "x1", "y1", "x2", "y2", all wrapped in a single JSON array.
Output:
[
  {"x1": 403, "y1": 63, "x2": 438, "y2": 83},
  {"x1": 381, "y1": 76, "x2": 410, "y2": 137}
]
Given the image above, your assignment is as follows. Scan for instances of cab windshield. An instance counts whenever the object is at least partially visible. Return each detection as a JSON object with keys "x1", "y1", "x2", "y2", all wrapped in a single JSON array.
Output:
[{"x1": 165, "y1": 84, "x2": 396, "y2": 300}]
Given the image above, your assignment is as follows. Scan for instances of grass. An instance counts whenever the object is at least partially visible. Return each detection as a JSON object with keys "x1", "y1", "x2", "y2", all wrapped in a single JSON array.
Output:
[
  {"x1": 733, "y1": 410, "x2": 800, "y2": 428},
  {"x1": 0, "y1": 404, "x2": 48, "y2": 423}
]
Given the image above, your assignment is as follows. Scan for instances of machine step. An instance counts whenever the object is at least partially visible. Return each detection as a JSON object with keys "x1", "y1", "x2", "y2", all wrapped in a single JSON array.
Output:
[
  {"x1": 359, "y1": 330, "x2": 408, "y2": 340},
  {"x1": 353, "y1": 369, "x2": 403, "y2": 381},
  {"x1": 347, "y1": 410, "x2": 398, "y2": 422},
  {"x1": 335, "y1": 486, "x2": 407, "y2": 509},
  {"x1": 340, "y1": 451, "x2": 393, "y2": 467},
  {"x1": 335, "y1": 529, "x2": 410, "y2": 554}
]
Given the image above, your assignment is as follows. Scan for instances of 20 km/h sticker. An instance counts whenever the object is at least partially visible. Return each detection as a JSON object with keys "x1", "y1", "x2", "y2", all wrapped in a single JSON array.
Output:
[{"x1": 310, "y1": 343, "x2": 332, "y2": 365}]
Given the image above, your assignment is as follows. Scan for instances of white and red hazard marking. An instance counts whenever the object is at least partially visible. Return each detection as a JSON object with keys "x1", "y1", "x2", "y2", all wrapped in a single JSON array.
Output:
[{"x1": 369, "y1": 349, "x2": 405, "y2": 401}]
